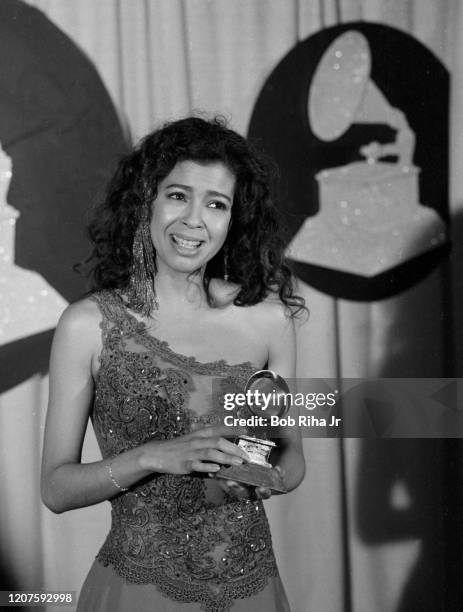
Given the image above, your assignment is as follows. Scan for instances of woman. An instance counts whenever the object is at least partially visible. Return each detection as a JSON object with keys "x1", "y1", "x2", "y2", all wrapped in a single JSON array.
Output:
[{"x1": 41, "y1": 117, "x2": 306, "y2": 612}]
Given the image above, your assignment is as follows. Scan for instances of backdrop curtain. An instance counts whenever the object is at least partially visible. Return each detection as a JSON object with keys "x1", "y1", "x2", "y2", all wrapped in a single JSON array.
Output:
[{"x1": 1, "y1": 1, "x2": 462, "y2": 610}]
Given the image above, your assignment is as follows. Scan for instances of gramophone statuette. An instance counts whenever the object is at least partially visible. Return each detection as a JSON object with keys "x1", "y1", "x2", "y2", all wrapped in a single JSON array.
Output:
[{"x1": 215, "y1": 370, "x2": 291, "y2": 493}]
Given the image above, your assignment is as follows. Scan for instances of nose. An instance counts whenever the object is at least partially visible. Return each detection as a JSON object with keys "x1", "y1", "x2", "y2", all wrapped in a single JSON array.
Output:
[{"x1": 182, "y1": 200, "x2": 204, "y2": 228}]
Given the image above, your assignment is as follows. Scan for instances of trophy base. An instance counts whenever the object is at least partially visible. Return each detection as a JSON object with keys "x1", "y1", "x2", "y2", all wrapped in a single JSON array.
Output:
[{"x1": 215, "y1": 462, "x2": 287, "y2": 493}]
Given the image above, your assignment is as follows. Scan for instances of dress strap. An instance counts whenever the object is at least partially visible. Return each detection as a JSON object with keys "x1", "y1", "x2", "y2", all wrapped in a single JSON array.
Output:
[
  {"x1": 89, "y1": 289, "x2": 134, "y2": 340},
  {"x1": 89, "y1": 289, "x2": 120, "y2": 319}
]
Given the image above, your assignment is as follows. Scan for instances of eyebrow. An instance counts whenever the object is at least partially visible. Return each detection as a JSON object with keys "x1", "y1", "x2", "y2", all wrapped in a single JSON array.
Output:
[{"x1": 164, "y1": 183, "x2": 232, "y2": 204}]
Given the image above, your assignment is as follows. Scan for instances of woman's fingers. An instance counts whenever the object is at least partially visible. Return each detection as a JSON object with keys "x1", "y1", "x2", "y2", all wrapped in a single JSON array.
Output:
[
  {"x1": 189, "y1": 459, "x2": 222, "y2": 473},
  {"x1": 225, "y1": 480, "x2": 249, "y2": 498},
  {"x1": 216, "y1": 437, "x2": 249, "y2": 461},
  {"x1": 190, "y1": 435, "x2": 250, "y2": 462},
  {"x1": 146, "y1": 426, "x2": 251, "y2": 475},
  {"x1": 194, "y1": 447, "x2": 246, "y2": 467},
  {"x1": 255, "y1": 486, "x2": 272, "y2": 499},
  {"x1": 212, "y1": 476, "x2": 251, "y2": 498},
  {"x1": 253, "y1": 466, "x2": 285, "y2": 498},
  {"x1": 191, "y1": 424, "x2": 248, "y2": 441}
]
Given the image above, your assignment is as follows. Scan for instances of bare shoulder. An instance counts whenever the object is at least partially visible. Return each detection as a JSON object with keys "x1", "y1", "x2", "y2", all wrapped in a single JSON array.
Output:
[
  {"x1": 53, "y1": 296, "x2": 102, "y2": 366},
  {"x1": 57, "y1": 296, "x2": 101, "y2": 334},
  {"x1": 247, "y1": 297, "x2": 296, "y2": 378},
  {"x1": 236, "y1": 296, "x2": 295, "y2": 365},
  {"x1": 209, "y1": 280, "x2": 293, "y2": 332},
  {"x1": 249, "y1": 295, "x2": 294, "y2": 332},
  {"x1": 209, "y1": 282, "x2": 295, "y2": 351}
]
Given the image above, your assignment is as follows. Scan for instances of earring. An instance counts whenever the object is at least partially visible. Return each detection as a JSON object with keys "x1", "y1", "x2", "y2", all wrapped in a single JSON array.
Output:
[
  {"x1": 223, "y1": 245, "x2": 229, "y2": 282},
  {"x1": 127, "y1": 205, "x2": 158, "y2": 316}
]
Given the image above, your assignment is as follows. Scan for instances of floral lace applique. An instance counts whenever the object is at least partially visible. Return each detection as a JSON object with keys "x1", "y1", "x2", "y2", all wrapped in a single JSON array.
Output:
[{"x1": 89, "y1": 290, "x2": 278, "y2": 612}]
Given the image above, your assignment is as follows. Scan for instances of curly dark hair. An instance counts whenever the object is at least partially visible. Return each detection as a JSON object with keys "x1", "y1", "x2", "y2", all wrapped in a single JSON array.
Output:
[{"x1": 82, "y1": 116, "x2": 306, "y2": 315}]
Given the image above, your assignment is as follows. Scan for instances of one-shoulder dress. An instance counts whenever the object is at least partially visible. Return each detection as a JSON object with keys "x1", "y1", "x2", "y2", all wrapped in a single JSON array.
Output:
[{"x1": 76, "y1": 290, "x2": 290, "y2": 612}]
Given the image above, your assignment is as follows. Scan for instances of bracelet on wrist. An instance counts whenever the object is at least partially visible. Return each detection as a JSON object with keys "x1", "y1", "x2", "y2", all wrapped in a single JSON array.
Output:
[{"x1": 106, "y1": 461, "x2": 129, "y2": 492}]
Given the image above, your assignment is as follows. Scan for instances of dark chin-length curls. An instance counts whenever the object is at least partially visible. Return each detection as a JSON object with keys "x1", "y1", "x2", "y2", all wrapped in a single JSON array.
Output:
[{"x1": 77, "y1": 115, "x2": 306, "y2": 316}]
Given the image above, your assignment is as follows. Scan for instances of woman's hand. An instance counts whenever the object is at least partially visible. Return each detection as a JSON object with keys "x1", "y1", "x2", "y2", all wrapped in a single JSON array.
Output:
[
  {"x1": 139, "y1": 425, "x2": 250, "y2": 475},
  {"x1": 211, "y1": 465, "x2": 286, "y2": 500}
]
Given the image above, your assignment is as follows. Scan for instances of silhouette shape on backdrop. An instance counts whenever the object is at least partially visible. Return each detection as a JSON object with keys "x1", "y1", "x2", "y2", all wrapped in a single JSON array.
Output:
[{"x1": 0, "y1": 0, "x2": 129, "y2": 392}]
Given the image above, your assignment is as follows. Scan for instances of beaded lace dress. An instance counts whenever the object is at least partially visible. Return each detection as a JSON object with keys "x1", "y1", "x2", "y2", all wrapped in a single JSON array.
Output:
[{"x1": 80, "y1": 290, "x2": 284, "y2": 612}]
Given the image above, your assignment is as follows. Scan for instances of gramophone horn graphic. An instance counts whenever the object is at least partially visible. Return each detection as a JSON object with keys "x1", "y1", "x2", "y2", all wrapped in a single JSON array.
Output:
[{"x1": 287, "y1": 30, "x2": 447, "y2": 278}]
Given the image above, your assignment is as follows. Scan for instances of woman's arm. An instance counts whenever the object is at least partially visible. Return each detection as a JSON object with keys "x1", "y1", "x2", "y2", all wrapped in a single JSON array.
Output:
[
  {"x1": 41, "y1": 300, "x2": 248, "y2": 514},
  {"x1": 41, "y1": 300, "x2": 149, "y2": 513},
  {"x1": 216, "y1": 302, "x2": 306, "y2": 500},
  {"x1": 266, "y1": 306, "x2": 306, "y2": 493}
]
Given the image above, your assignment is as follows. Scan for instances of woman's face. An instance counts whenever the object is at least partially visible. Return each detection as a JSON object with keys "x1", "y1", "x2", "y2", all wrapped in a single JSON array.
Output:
[{"x1": 150, "y1": 159, "x2": 235, "y2": 276}]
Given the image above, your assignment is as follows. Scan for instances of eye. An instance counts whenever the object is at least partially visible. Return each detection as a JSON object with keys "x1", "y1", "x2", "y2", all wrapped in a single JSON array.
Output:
[
  {"x1": 208, "y1": 200, "x2": 228, "y2": 210},
  {"x1": 167, "y1": 191, "x2": 187, "y2": 201}
]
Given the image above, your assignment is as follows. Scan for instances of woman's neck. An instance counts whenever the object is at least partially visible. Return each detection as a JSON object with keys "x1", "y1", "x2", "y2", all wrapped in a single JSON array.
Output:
[{"x1": 154, "y1": 268, "x2": 207, "y2": 313}]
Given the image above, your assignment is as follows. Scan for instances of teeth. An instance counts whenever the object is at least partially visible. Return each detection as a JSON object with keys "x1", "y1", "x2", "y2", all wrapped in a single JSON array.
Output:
[{"x1": 172, "y1": 235, "x2": 202, "y2": 249}]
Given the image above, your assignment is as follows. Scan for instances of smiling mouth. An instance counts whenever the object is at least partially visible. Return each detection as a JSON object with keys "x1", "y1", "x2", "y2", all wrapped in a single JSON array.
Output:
[{"x1": 171, "y1": 234, "x2": 204, "y2": 250}]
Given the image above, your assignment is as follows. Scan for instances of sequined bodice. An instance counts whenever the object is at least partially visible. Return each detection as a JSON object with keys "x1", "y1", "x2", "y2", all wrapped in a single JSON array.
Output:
[{"x1": 90, "y1": 290, "x2": 278, "y2": 612}]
